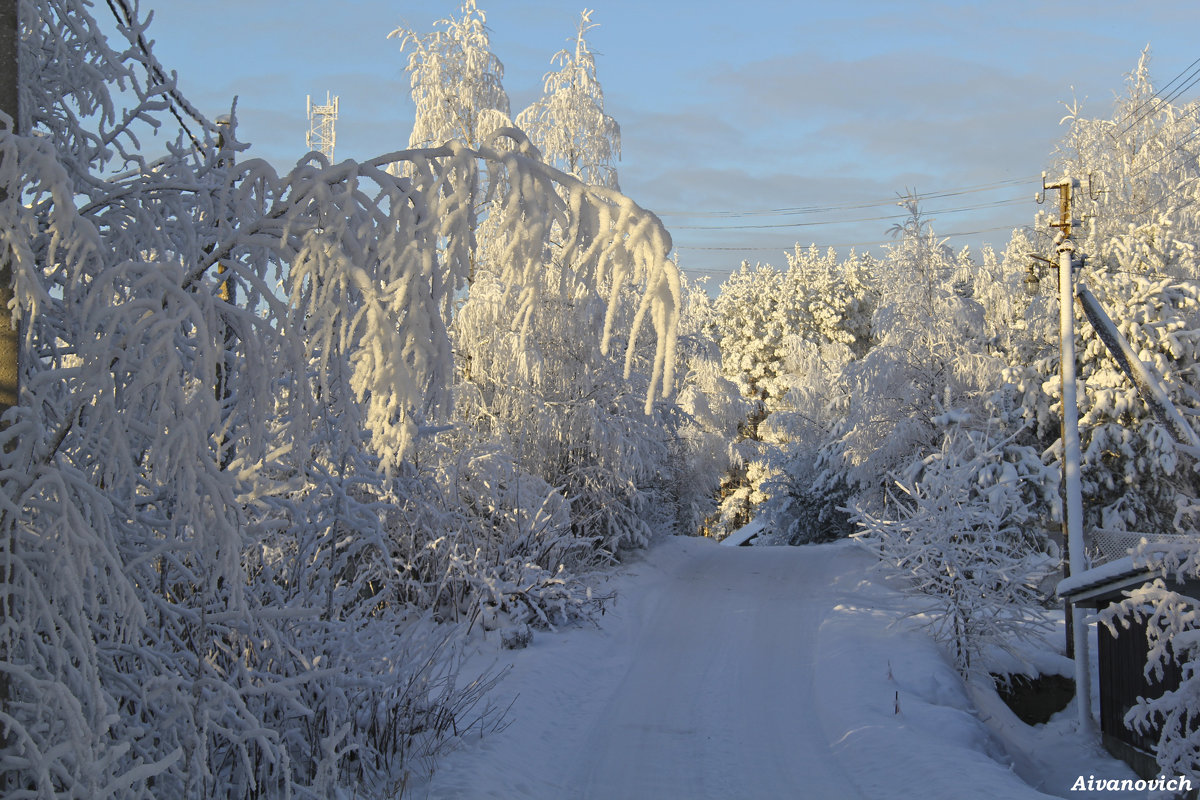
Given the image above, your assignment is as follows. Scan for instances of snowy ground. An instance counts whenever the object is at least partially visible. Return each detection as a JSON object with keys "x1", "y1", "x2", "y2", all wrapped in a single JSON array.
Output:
[{"x1": 409, "y1": 536, "x2": 1155, "y2": 799}]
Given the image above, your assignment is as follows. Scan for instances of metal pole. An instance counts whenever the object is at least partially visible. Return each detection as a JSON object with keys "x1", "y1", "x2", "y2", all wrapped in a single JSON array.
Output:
[{"x1": 1058, "y1": 228, "x2": 1093, "y2": 733}]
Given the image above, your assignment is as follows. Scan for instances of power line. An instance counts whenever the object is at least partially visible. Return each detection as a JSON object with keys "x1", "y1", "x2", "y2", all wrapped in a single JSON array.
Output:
[
  {"x1": 1125, "y1": 122, "x2": 1200, "y2": 184},
  {"x1": 1132, "y1": 170, "x2": 1200, "y2": 219},
  {"x1": 672, "y1": 223, "x2": 1026, "y2": 255},
  {"x1": 1112, "y1": 55, "x2": 1200, "y2": 140},
  {"x1": 669, "y1": 195, "x2": 1028, "y2": 231},
  {"x1": 104, "y1": 0, "x2": 213, "y2": 152},
  {"x1": 655, "y1": 175, "x2": 1039, "y2": 220}
]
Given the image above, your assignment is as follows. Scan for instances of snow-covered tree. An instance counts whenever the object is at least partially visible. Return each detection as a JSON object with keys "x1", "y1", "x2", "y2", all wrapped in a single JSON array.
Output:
[
  {"x1": 703, "y1": 247, "x2": 880, "y2": 540},
  {"x1": 0, "y1": 1, "x2": 681, "y2": 795},
  {"x1": 1007, "y1": 272, "x2": 1200, "y2": 536},
  {"x1": 971, "y1": 228, "x2": 1058, "y2": 364},
  {"x1": 515, "y1": 8, "x2": 620, "y2": 189},
  {"x1": 391, "y1": 0, "x2": 511, "y2": 149},
  {"x1": 452, "y1": 261, "x2": 671, "y2": 555},
  {"x1": 852, "y1": 430, "x2": 1056, "y2": 679},
  {"x1": 831, "y1": 200, "x2": 998, "y2": 500},
  {"x1": 704, "y1": 261, "x2": 790, "y2": 536},
  {"x1": 447, "y1": 121, "x2": 691, "y2": 551},
  {"x1": 1053, "y1": 48, "x2": 1200, "y2": 283},
  {"x1": 710, "y1": 261, "x2": 791, "y2": 417},
  {"x1": 782, "y1": 244, "x2": 877, "y2": 361}
]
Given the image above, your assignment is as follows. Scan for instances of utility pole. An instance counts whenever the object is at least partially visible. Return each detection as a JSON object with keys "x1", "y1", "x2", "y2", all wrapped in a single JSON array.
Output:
[
  {"x1": 215, "y1": 114, "x2": 236, "y2": 470},
  {"x1": 1040, "y1": 174, "x2": 1094, "y2": 733},
  {"x1": 0, "y1": 0, "x2": 17, "y2": 756},
  {"x1": 0, "y1": 0, "x2": 17, "y2": 417}
]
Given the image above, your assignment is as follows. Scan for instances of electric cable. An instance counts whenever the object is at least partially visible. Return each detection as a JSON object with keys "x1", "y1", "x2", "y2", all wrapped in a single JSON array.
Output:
[{"x1": 669, "y1": 196, "x2": 1028, "y2": 232}]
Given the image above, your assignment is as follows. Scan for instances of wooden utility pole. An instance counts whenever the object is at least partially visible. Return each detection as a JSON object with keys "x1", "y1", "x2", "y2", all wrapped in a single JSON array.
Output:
[
  {"x1": 0, "y1": 0, "x2": 17, "y2": 754},
  {"x1": 0, "y1": 0, "x2": 17, "y2": 416},
  {"x1": 215, "y1": 115, "x2": 236, "y2": 470}
]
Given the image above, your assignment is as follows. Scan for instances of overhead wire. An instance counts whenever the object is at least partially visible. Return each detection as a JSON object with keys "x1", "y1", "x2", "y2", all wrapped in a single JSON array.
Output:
[
  {"x1": 669, "y1": 195, "x2": 1029, "y2": 231},
  {"x1": 673, "y1": 223, "x2": 1025, "y2": 256},
  {"x1": 1111, "y1": 55, "x2": 1200, "y2": 140},
  {"x1": 104, "y1": 0, "x2": 213, "y2": 152},
  {"x1": 660, "y1": 176, "x2": 1037, "y2": 267},
  {"x1": 668, "y1": 52, "x2": 1200, "y2": 274},
  {"x1": 656, "y1": 175, "x2": 1038, "y2": 220},
  {"x1": 657, "y1": 166, "x2": 1043, "y2": 281},
  {"x1": 660, "y1": 55, "x2": 1200, "y2": 246},
  {"x1": 1131, "y1": 171, "x2": 1200, "y2": 219},
  {"x1": 1103, "y1": 57, "x2": 1200, "y2": 217}
]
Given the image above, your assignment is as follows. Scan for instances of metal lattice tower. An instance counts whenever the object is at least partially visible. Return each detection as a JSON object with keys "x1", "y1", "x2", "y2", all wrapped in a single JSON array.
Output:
[{"x1": 306, "y1": 92, "x2": 338, "y2": 162}]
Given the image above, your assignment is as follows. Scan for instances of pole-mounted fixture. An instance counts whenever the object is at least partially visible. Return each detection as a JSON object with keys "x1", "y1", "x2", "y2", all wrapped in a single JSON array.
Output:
[{"x1": 1024, "y1": 254, "x2": 1055, "y2": 296}]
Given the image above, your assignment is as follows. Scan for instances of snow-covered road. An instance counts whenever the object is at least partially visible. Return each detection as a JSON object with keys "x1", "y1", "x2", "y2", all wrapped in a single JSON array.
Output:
[
  {"x1": 418, "y1": 538, "x2": 867, "y2": 799},
  {"x1": 415, "y1": 537, "x2": 1140, "y2": 800},
  {"x1": 567, "y1": 542, "x2": 863, "y2": 799}
]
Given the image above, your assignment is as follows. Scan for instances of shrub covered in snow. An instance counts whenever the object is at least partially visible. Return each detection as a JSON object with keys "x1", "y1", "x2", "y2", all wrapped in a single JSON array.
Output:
[{"x1": 852, "y1": 431, "x2": 1056, "y2": 679}]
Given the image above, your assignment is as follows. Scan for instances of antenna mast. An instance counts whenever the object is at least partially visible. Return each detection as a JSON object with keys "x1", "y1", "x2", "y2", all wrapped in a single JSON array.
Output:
[{"x1": 306, "y1": 91, "x2": 338, "y2": 162}]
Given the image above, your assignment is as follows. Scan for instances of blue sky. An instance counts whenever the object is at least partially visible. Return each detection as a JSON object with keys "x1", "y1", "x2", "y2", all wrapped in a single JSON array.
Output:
[{"x1": 140, "y1": 1, "x2": 1200, "y2": 280}]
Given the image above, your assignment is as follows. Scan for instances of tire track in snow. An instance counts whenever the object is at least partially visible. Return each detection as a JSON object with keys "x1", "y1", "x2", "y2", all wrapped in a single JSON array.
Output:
[{"x1": 567, "y1": 543, "x2": 865, "y2": 799}]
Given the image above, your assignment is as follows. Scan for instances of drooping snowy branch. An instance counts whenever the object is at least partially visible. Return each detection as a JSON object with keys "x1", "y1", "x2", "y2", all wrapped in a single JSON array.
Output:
[
  {"x1": 3, "y1": 1, "x2": 681, "y2": 796},
  {"x1": 464, "y1": 129, "x2": 677, "y2": 412}
]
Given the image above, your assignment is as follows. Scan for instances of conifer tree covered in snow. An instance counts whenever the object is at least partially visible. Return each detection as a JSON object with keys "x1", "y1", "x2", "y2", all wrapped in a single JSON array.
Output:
[
  {"x1": 705, "y1": 247, "x2": 878, "y2": 540},
  {"x1": 1008, "y1": 272, "x2": 1200, "y2": 535},
  {"x1": 754, "y1": 247, "x2": 878, "y2": 543},
  {"x1": 0, "y1": 1, "x2": 682, "y2": 796},
  {"x1": 751, "y1": 202, "x2": 1004, "y2": 545},
  {"x1": 706, "y1": 261, "x2": 798, "y2": 535},
  {"x1": 710, "y1": 261, "x2": 793, "y2": 417}
]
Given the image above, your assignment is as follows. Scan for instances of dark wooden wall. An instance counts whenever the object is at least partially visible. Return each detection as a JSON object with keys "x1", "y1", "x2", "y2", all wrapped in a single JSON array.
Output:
[{"x1": 1099, "y1": 615, "x2": 1174, "y2": 755}]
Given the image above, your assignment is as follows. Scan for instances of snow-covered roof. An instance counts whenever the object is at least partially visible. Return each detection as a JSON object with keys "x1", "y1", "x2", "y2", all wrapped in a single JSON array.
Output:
[
  {"x1": 1057, "y1": 555, "x2": 1152, "y2": 599},
  {"x1": 721, "y1": 517, "x2": 765, "y2": 547},
  {"x1": 1057, "y1": 537, "x2": 1200, "y2": 605}
]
